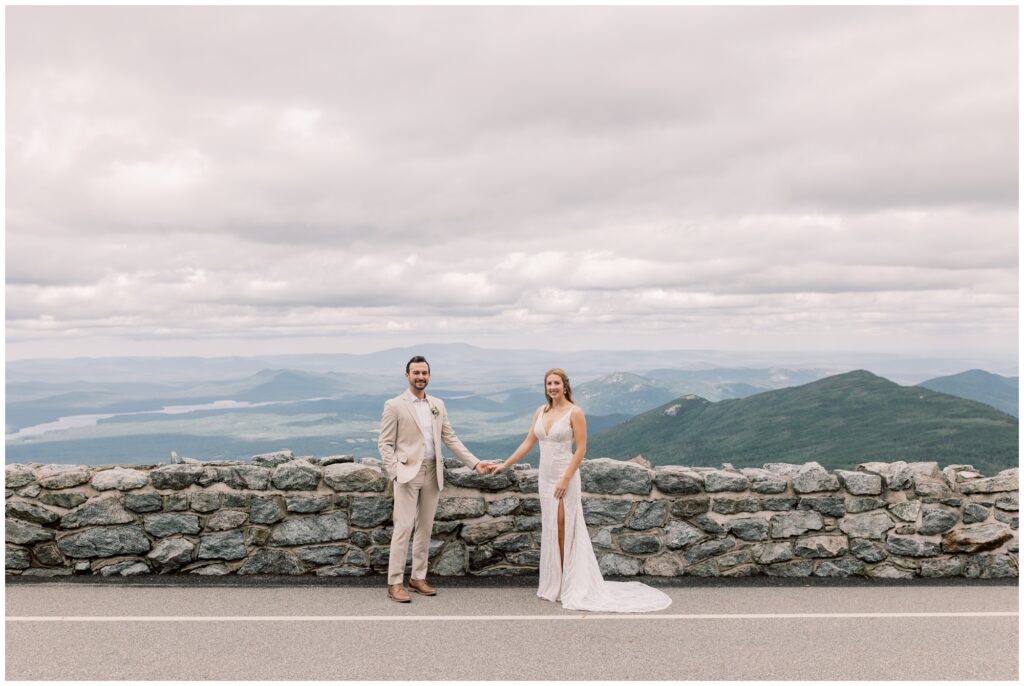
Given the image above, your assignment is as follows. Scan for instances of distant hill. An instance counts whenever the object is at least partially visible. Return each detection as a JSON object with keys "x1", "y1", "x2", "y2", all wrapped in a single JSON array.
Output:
[
  {"x1": 574, "y1": 372, "x2": 679, "y2": 415},
  {"x1": 918, "y1": 369, "x2": 1018, "y2": 417},
  {"x1": 587, "y1": 370, "x2": 1019, "y2": 473}
]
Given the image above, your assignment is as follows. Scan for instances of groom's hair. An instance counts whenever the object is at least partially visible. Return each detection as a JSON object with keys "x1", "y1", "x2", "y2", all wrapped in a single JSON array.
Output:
[{"x1": 406, "y1": 355, "x2": 430, "y2": 373}]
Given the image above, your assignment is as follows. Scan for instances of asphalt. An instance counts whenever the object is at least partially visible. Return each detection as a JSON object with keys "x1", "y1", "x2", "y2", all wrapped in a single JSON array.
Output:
[{"x1": 5, "y1": 578, "x2": 1018, "y2": 680}]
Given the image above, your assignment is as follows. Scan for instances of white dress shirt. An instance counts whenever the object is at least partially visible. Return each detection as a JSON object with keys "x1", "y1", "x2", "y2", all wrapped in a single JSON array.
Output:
[{"x1": 408, "y1": 391, "x2": 436, "y2": 461}]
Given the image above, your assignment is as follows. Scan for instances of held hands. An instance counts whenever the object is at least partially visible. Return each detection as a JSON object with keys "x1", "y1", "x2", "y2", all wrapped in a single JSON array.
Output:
[{"x1": 474, "y1": 462, "x2": 499, "y2": 475}]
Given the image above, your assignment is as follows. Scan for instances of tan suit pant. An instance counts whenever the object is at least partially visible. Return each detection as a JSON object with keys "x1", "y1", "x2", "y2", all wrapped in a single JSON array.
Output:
[{"x1": 388, "y1": 460, "x2": 440, "y2": 585}]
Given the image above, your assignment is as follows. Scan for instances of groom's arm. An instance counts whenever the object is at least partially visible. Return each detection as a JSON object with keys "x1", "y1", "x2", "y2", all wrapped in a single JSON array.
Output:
[
  {"x1": 378, "y1": 400, "x2": 399, "y2": 481},
  {"x1": 438, "y1": 405, "x2": 481, "y2": 471}
]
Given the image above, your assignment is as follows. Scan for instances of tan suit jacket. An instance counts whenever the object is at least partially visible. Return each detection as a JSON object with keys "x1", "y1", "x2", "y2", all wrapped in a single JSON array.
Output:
[{"x1": 378, "y1": 391, "x2": 479, "y2": 489}]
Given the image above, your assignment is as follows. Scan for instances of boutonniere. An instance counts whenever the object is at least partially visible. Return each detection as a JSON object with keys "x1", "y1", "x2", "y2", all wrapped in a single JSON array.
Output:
[{"x1": 430, "y1": 405, "x2": 439, "y2": 417}]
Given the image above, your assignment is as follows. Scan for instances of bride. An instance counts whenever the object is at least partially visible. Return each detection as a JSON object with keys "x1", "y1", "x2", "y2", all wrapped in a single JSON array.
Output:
[{"x1": 493, "y1": 368, "x2": 671, "y2": 613}]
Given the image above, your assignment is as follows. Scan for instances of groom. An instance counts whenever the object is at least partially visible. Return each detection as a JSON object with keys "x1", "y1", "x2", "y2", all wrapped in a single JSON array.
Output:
[{"x1": 378, "y1": 355, "x2": 494, "y2": 603}]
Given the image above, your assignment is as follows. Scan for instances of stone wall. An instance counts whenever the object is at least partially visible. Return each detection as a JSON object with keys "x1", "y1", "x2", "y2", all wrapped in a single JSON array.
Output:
[{"x1": 5, "y1": 453, "x2": 1018, "y2": 579}]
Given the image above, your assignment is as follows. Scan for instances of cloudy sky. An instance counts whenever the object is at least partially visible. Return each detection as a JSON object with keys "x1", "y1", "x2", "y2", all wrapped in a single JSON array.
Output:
[{"x1": 6, "y1": 6, "x2": 1018, "y2": 365}]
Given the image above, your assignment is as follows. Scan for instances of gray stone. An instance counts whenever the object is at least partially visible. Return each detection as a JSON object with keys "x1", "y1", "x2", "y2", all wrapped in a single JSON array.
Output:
[
  {"x1": 506, "y1": 550, "x2": 542, "y2": 566},
  {"x1": 838, "y1": 511, "x2": 894, "y2": 540},
  {"x1": 889, "y1": 500, "x2": 921, "y2": 522},
  {"x1": 444, "y1": 467, "x2": 516, "y2": 492},
  {"x1": 36, "y1": 465, "x2": 92, "y2": 490},
  {"x1": 792, "y1": 462, "x2": 840, "y2": 493},
  {"x1": 845, "y1": 497, "x2": 887, "y2": 514},
  {"x1": 920, "y1": 557, "x2": 962, "y2": 577},
  {"x1": 349, "y1": 496, "x2": 394, "y2": 528},
  {"x1": 580, "y1": 458, "x2": 652, "y2": 495},
  {"x1": 962, "y1": 553, "x2": 1017, "y2": 578},
  {"x1": 993, "y1": 509, "x2": 1018, "y2": 529},
  {"x1": 653, "y1": 467, "x2": 703, "y2": 494},
  {"x1": 252, "y1": 450, "x2": 294, "y2": 467},
  {"x1": 432, "y1": 521, "x2": 460, "y2": 534},
  {"x1": 794, "y1": 534, "x2": 849, "y2": 558},
  {"x1": 6, "y1": 465, "x2": 35, "y2": 489},
  {"x1": 491, "y1": 533, "x2": 533, "y2": 552},
  {"x1": 711, "y1": 498, "x2": 761, "y2": 515},
  {"x1": 692, "y1": 514, "x2": 727, "y2": 534},
  {"x1": 515, "y1": 469, "x2": 539, "y2": 494},
  {"x1": 835, "y1": 470, "x2": 882, "y2": 496},
  {"x1": 165, "y1": 494, "x2": 189, "y2": 511},
  {"x1": 918, "y1": 508, "x2": 959, "y2": 535},
  {"x1": 124, "y1": 493, "x2": 162, "y2": 513},
  {"x1": 60, "y1": 496, "x2": 136, "y2": 529},
  {"x1": 722, "y1": 563, "x2": 759, "y2": 577},
  {"x1": 270, "y1": 460, "x2": 322, "y2": 491},
  {"x1": 728, "y1": 518, "x2": 770, "y2": 541},
  {"x1": 942, "y1": 523, "x2": 1014, "y2": 553},
  {"x1": 297, "y1": 545, "x2": 348, "y2": 566},
  {"x1": 765, "y1": 559, "x2": 814, "y2": 577},
  {"x1": 147, "y1": 537, "x2": 195, "y2": 571},
  {"x1": 17, "y1": 484, "x2": 42, "y2": 498},
  {"x1": 197, "y1": 531, "x2": 248, "y2": 560},
  {"x1": 470, "y1": 546, "x2": 502, "y2": 570},
  {"x1": 322, "y1": 462, "x2": 386, "y2": 492},
  {"x1": 460, "y1": 518, "x2": 515, "y2": 544},
  {"x1": 190, "y1": 563, "x2": 232, "y2": 576},
  {"x1": 98, "y1": 560, "x2": 151, "y2": 577},
  {"x1": 246, "y1": 526, "x2": 271, "y2": 547},
  {"x1": 599, "y1": 553, "x2": 643, "y2": 576},
  {"x1": 91, "y1": 468, "x2": 149, "y2": 491},
  {"x1": 716, "y1": 548, "x2": 753, "y2": 569},
  {"x1": 429, "y1": 541, "x2": 468, "y2": 576},
  {"x1": 581, "y1": 499, "x2": 633, "y2": 525},
  {"x1": 752, "y1": 542, "x2": 794, "y2": 564},
  {"x1": 664, "y1": 521, "x2": 706, "y2": 550},
  {"x1": 762, "y1": 463, "x2": 802, "y2": 477},
  {"x1": 190, "y1": 492, "x2": 221, "y2": 513},
  {"x1": 702, "y1": 469, "x2": 750, "y2": 493},
  {"x1": 349, "y1": 531, "x2": 372, "y2": 548},
  {"x1": 962, "y1": 503, "x2": 990, "y2": 524},
  {"x1": 6, "y1": 501, "x2": 60, "y2": 525},
  {"x1": 211, "y1": 465, "x2": 271, "y2": 490},
  {"x1": 770, "y1": 511, "x2": 824, "y2": 538},
  {"x1": 38, "y1": 491, "x2": 89, "y2": 509},
  {"x1": 224, "y1": 493, "x2": 252, "y2": 508},
  {"x1": 850, "y1": 538, "x2": 888, "y2": 563},
  {"x1": 759, "y1": 497, "x2": 798, "y2": 511},
  {"x1": 285, "y1": 496, "x2": 332, "y2": 513},
  {"x1": 683, "y1": 559, "x2": 720, "y2": 577},
  {"x1": 628, "y1": 501, "x2": 669, "y2": 530},
  {"x1": 798, "y1": 497, "x2": 846, "y2": 517},
  {"x1": 487, "y1": 496, "x2": 521, "y2": 516},
  {"x1": 643, "y1": 553, "x2": 685, "y2": 576},
  {"x1": 519, "y1": 498, "x2": 542, "y2": 515},
  {"x1": 683, "y1": 538, "x2": 736, "y2": 563},
  {"x1": 150, "y1": 464, "x2": 204, "y2": 490},
  {"x1": 913, "y1": 475, "x2": 952, "y2": 499},
  {"x1": 32, "y1": 541, "x2": 64, "y2": 566},
  {"x1": 21, "y1": 567, "x2": 74, "y2": 577},
  {"x1": 995, "y1": 493, "x2": 1019, "y2": 511},
  {"x1": 886, "y1": 536, "x2": 941, "y2": 557},
  {"x1": 814, "y1": 556, "x2": 865, "y2": 577},
  {"x1": 317, "y1": 455, "x2": 355, "y2": 466},
  {"x1": 670, "y1": 498, "x2": 709, "y2": 518},
  {"x1": 6, "y1": 518, "x2": 55, "y2": 544},
  {"x1": 204, "y1": 510, "x2": 249, "y2": 531},
  {"x1": 739, "y1": 468, "x2": 788, "y2": 494},
  {"x1": 6, "y1": 545, "x2": 31, "y2": 569},
  {"x1": 143, "y1": 513, "x2": 201, "y2": 537},
  {"x1": 250, "y1": 497, "x2": 285, "y2": 524},
  {"x1": 959, "y1": 474, "x2": 1018, "y2": 495},
  {"x1": 58, "y1": 526, "x2": 150, "y2": 558},
  {"x1": 619, "y1": 534, "x2": 661, "y2": 554},
  {"x1": 238, "y1": 549, "x2": 307, "y2": 575},
  {"x1": 857, "y1": 461, "x2": 913, "y2": 490},
  {"x1": 435, "y1": 497, "x2": 487, "y2": 521},
  {"x1": 269, "y1": 512, "x2": 350, "y2": 545},
  {"x1": 315, "y1": 565, "x2": 372, "y2": 577}
]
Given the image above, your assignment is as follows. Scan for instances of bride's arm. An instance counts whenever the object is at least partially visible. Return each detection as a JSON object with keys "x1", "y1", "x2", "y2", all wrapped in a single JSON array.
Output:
[
  {"x1": 494, "y1": 409, "x2": 541, "y2": 472},
  {"x1": 554, "y1": 406, "x2": 587, "y2": 499}
]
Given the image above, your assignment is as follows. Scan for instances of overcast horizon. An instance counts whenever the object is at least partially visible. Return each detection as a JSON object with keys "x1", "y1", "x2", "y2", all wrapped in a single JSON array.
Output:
[{"x1": 6, "y1": 6, "x2": 1019, "y2": 367}]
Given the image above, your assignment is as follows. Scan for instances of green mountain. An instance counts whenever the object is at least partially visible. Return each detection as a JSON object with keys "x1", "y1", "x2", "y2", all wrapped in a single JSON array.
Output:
[
  {"x1": 918, "y1": 369, "x2": 1018, "y2": 418},
  {"x1": 586, "y1": 370, "x2": 1019, "y2": 473}
]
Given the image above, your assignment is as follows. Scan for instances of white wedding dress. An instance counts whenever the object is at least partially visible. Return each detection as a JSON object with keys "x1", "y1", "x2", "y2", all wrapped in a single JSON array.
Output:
[{"x1": 535, "y1": 406, "x2": 672, "y2": 613}]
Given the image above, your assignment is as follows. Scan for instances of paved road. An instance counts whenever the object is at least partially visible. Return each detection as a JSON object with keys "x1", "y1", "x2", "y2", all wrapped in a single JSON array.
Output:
[{"x1": 6, "y1": 579, "x2": 1017, "y2": 680}]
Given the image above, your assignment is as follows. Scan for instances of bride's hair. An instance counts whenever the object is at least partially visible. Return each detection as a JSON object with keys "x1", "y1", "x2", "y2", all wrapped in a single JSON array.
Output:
[{"x1": 543, "y1": 368, "x2": 573, "y2": 412}]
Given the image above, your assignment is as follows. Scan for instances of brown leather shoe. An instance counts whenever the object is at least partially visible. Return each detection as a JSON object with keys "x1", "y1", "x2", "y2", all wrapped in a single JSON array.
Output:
[
  {"x1": 387, "y1": 584, "x2": 411, "y2": 603},
  {"x1": 409, "y1": 578, "x2": 436, "y2": 596}
]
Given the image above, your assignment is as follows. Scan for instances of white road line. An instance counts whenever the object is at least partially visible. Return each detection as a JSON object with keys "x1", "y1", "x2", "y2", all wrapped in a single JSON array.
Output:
[{"x1": 5, "y1": 611, "x2": 1017, "y2": 622}]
